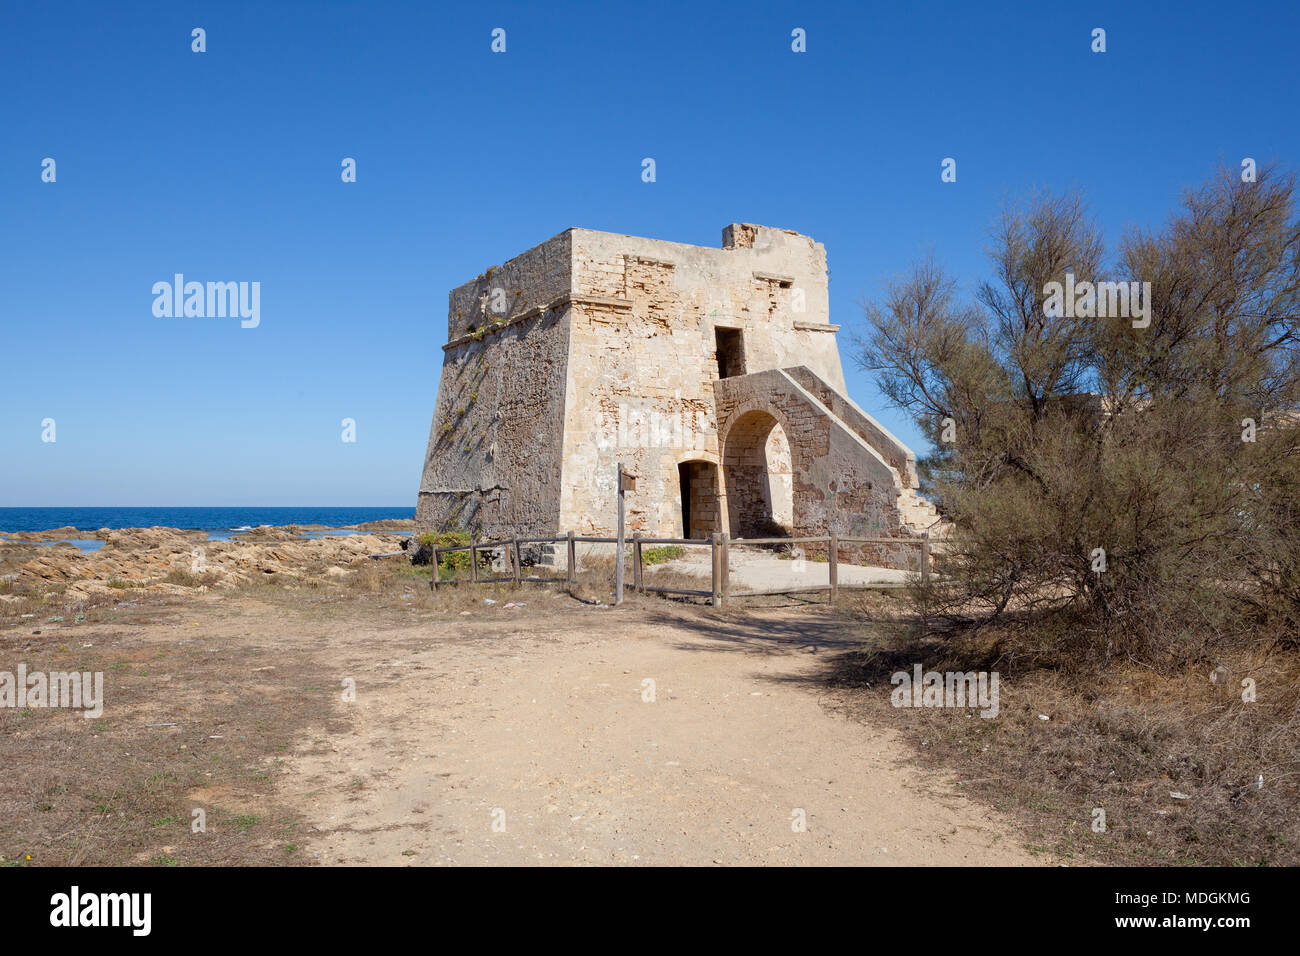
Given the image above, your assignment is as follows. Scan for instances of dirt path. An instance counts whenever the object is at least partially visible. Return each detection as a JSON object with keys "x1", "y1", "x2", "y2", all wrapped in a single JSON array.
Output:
[{"x1": 283, "y1": 603, "x2": 1044, "y2": 866}]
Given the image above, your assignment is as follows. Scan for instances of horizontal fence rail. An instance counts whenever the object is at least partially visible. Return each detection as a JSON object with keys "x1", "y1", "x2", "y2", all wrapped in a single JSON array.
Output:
[{"x1": 420, "y1": 529, "x2": 932, "y2": 607}]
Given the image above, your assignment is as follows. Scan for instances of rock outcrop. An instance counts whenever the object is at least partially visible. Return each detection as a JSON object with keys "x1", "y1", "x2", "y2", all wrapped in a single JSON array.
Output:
[{"x1": 0, "y1": 526, "x2": 407, "y2": 600}]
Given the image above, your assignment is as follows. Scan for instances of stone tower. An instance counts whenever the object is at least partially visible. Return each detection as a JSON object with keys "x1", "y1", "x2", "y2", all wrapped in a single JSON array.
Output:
[{"x1": 416, "y1": 224, "x2": 937, "y2": 543}]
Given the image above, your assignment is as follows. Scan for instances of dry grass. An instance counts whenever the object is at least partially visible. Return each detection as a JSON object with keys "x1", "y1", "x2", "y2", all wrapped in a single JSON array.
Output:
[
  {"x1": 825, "y1": 596, "x2": 1300, "y2": 866},
  {"x1": 0, "y1": 591, "x2": 333, "y2": 866},
  {"x1": 161, "y1": 568, "x2": 226, "y2": 589}
]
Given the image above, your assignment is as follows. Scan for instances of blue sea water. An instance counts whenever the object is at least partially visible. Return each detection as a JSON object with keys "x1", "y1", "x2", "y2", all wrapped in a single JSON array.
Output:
[
  {"x1": 0, "y1": 507, "x2": 415, "y2": 535},
  {"x1": 24, "y1": 539, "x2": 105, "y2": 553}
]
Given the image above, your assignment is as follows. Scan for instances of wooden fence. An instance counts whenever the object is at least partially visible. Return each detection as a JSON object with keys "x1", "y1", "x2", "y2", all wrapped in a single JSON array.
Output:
[{"x1": 426, "y1": 530, "x2": 930, "y2": 607}]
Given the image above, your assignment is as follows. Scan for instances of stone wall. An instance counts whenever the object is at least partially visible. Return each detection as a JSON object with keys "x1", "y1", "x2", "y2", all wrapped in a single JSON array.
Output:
[
  {"x1": 555, "y1": 225, "x2": 844, "y2": 536},
  {"x1": 416, "y1": 232, "x2": 574, "y2": 539}
]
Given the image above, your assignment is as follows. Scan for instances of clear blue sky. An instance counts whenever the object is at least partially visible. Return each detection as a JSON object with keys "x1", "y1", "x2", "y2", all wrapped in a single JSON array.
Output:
[{"x1": 2, "y1": 0, "x2": 1296, "y2": 506}]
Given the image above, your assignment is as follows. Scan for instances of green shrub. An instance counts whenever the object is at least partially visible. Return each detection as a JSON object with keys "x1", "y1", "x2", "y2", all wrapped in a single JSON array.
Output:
[
  {"x1": 642, "y1": 545, "x2": 686, "y2": 566},
  {"x1": 418, "y1": 530, "x2": 474, "y2": 575}
]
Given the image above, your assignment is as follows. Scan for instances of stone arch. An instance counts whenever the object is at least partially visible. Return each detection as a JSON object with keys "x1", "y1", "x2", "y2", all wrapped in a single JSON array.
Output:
[{"x1": 720, "y1": 406, "x2": 797, "y2": 538}]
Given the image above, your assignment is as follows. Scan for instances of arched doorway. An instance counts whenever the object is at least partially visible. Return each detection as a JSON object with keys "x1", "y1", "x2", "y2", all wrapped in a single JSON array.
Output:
[{"x1": 721, "y1": 409, "x2": 794, "y2": 538}]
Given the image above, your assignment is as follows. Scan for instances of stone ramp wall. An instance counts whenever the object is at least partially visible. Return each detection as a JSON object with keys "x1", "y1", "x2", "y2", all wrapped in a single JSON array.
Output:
[
  {"x1": 716, "y1": 367, "x2": 939, "y2": 569},
  {"x1": 782, "y1": 366, "x2": 918, "y2": 488},
  {"x1": 714, "y1": 368, "x2": 907, "y2": 540}
]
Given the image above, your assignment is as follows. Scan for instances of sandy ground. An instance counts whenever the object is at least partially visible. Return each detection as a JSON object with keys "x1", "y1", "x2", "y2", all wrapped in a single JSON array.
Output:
[
  {"x1": 280, "y1": 601, "x2": 1041, "y2": 866},
  {"x1": 663, "y1": 549, "x2": 916, "y2": 589}
]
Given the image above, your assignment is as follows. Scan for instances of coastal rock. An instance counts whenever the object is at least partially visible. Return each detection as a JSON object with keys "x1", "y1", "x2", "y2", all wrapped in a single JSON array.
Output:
[
  {"x1": 237, "y1": 526, "x2": 298, "y2": 541},
  {"x1": 102, "y1": 527, "x2": 203, "y2": 551},
  {"x1": 352, "y1": 519, "x2": 416, "y2": 532},
  {"x1": 20, "y1": 554, "x2": 87, "y2": 581},
  {"x1": 7, "y1": 526, "x2": 84, "y2": 542},
  {"x1": 4, "y1": 525, "x2": 407, "y2": 594}
]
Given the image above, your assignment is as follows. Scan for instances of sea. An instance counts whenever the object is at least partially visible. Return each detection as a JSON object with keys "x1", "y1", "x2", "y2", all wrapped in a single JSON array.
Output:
[{"x1": 0, "y1": 507, "x2": 414, "y2": 538}]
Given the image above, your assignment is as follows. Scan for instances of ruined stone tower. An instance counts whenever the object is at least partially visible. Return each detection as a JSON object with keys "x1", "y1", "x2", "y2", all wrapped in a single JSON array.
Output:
[{"x1": 416, "y1": 224, "x2": 937, "y2": 542}]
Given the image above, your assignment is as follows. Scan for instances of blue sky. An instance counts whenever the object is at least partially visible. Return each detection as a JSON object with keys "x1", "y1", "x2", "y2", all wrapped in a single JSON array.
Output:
[{"x1": 2, "y1": 0, "x2": 1296, "y2": 506}]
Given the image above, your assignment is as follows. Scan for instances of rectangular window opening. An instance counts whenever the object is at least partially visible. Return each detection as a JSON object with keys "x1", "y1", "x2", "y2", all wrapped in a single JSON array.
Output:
[{"x1": 715, "y1": 327, "x2": 746, "y2": 379}]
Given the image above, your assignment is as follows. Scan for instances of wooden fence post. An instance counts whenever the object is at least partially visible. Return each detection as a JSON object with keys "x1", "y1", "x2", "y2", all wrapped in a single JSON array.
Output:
[
  {"x1": 720, "y1": 532, "x2": 730, "y2": 605},
  {"x1": 711, "y1": 533, "x2": 721, "y2": 607},
  {"x1": 828, "y1": 533, "x2": 839, "y2": 604},
  {"x1": 470, "y1": 539, "x2": 479, "y2": 583},
  {"x1": 921, "y1": 532, "x2": 931, "y2": 589},
  {"x1": 431, "y1": 548, "x2": 440, "y2": 590},
  {"x1": 920, "y1": 532, "x2": 931, "y2": 627},
  {"x1": 567, "y1": 531, "x2": 576, "y2": 585},
  {"x1": 512, "y1": 535, "x2": 522, "y2": 585},
  {"x1": 632, "y1": 532, "x2": 643, "y2": 593},
  {"x1": 615, "y1": 463, "x2": 626, "y2": 606}
]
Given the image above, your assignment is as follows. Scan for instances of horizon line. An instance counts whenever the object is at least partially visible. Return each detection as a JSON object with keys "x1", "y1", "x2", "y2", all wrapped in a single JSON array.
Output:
[{"x1": 0, "y1": 505, "x2": 416, "y2": 509}]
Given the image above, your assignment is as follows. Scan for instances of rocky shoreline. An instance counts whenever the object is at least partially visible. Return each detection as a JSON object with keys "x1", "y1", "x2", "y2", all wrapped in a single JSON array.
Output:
[
  {"x1": 0, "y1": 520, "x2": 416, "y2": 602},
  {"x1": 0, "y1": 518, "x2": 414, "y2": 542}
]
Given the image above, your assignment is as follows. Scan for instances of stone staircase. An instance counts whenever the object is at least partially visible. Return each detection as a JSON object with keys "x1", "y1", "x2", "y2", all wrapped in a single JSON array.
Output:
[
  {"x1": 776, "y1": 367, "x2": 942, "y2": 536},
  {"x1": 896, "y1": 486, "x2": 943, "y2": 535}
]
